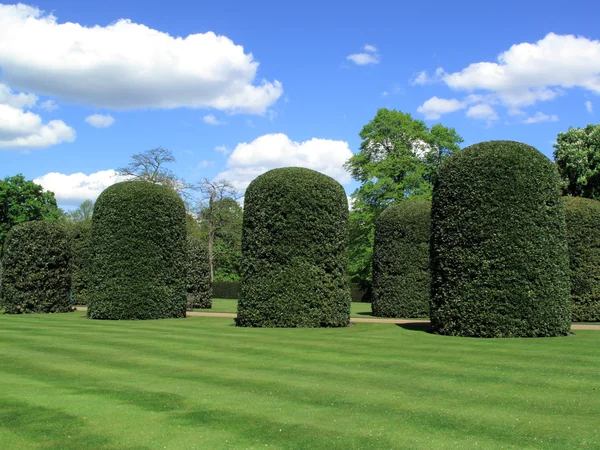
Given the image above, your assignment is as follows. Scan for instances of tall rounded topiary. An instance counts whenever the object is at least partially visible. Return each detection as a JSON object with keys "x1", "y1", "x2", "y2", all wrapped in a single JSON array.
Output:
[
  {"x1": 237, "y1": 167, "x2": 351, "y2": 327},
  {"x1": 372, "y1": 200, "x2": 431, "y2": 318},
  {"x1": 564, "y1": 196, "x2": 600, "y2": 322},
  {"x1": 430, "y1": 141, "x2": 571, "y2": 337},
  {"x1": 187, "y1": 237, "x2": 212, "y2": 309},
  {"x1": 88, "y1": 181, "x2": 187, "y2": 320},
  {"x1": 0, "y1": 221, "x2": 71, "y2": 313}
]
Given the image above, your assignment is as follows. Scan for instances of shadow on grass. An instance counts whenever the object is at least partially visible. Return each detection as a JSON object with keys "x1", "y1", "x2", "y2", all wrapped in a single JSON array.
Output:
[
  {"x1": 396, "y1": 322, "x2": 432, "y2": 333},
  {"x1": 356, "y1": 312, "x2": 374, "y2": 316}
]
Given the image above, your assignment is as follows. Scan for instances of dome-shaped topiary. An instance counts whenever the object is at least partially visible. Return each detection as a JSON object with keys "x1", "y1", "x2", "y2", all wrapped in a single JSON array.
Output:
[
  {"x1": 0, "y1": 221, "x2": 71, "y2": 313},
  {"x1": 237, "y1": 167, "x2": 351, "y2": 327},
  {"x1": 430, "y1": 141, "x2": 571, "y2": 337},
  {"x1": 87, "y1": 181, "x2": 187, "y2": 320},
  {"x1": 187, "y1": 237, "x2": 212, "y2": 309},
  {"x1": 564, "y1": 196, "x2": 600, "y2": 322},
  {"x1": 372, "y1": 200, "x2": 431, "y2": 318}
]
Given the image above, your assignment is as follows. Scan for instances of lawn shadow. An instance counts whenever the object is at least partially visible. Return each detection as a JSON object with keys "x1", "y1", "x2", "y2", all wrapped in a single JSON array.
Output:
[
  {"x1": 356, "y1": 312, "x2": 374, "y2": 316},
  {"x1": 396, "y1": 321, "x2": 432, "y2": 333}
]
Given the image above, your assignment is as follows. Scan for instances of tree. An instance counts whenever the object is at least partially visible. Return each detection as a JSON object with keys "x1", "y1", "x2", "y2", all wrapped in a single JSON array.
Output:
[
  {"x1": 0, "y1": 174, "x2": 60, "y2": 249},
  {"x1": 344, "y1": 109, "x2": 463, "y2": 284},
  {"x1": 61, "y1": 199, "x2": 94, "y2": 224},
  {"x1": 553, "y1": 124, "x2": 600, "y2": 199},
  {"x1": 117, "y1": 147, "x2": 188, "y2": 194},
  {"x1": 195, "y1": 179, "x2": 241, "y2": 281}
]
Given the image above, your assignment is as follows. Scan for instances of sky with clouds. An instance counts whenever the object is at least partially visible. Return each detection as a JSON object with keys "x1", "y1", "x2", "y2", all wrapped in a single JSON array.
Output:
[{"x1": 0, "y1": 0, "x2": 598, "y2": 208}]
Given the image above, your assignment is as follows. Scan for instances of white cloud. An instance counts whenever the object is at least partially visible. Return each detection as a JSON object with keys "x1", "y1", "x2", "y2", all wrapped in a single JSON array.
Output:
[
  {"x1": 586, "y1": 100, "x2": 594, "y2": 113},
  {"x1": 203, "y1": 114, "x2": 225, "y2": 125},
  {"x1": 215, "y1": 145, "x2": 230, "y2": 154},
  {"x1": 466, "y1": 103, "x2": 498, "y2": 121},
  {"x1": 85, "y1": 113, "x2": 115, "y2": 128},
  {"x1": 381, "y1": 91, "x2": 389, "y2": 97},
  {"x1": 522, "y1": 112, "x2": 559, "y2": 124},
  {"x1": 347, "y1": 44, "x2": 380, "y2": 65},
  {"x1": 440, "y1": 33, "x2": 600, "y2": 107},
  {"x1": 34, "y1": 169, "x2": 129, "y2": 206},
  {"x1": 0, "y1": 83, "x2": 37, "y2": 109},
  {"x1": 0, "y1": 103, "x2": 75, "y2": 149},
  {"x1": 216, "y1": 133, "x2": 353, "y2": 191},
  {"x1": 39, "y1": 99, "x2": 58, "y2": 111},
  {"x1": 0, "y1": 4, "x2": 282, "y2": 114},
  {"x1": 198, "y1": 160, "x2": 213, "y2": 168},
  {"x1": 417, "y1": 97, "x2": 464, "y2": 120}
]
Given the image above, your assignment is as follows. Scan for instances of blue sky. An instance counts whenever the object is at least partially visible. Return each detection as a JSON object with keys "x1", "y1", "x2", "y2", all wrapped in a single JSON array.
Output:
[{"x1": 0, "y1": 0, "x2": 598, "y2": 208}]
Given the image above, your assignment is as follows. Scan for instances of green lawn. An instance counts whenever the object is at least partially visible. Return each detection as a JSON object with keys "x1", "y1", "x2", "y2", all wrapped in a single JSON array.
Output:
[
  {"x1": 1, "y1": 313, "x2": 599, "y2": 448},
  {"x1": 199, "y1": 298, "x2": 375, "y2": 318}
]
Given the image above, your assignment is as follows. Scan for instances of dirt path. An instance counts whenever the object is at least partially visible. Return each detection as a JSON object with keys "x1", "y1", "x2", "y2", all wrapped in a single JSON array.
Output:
[{"x1": 75, "y1": 307, "x2": 600, "y2": 330}]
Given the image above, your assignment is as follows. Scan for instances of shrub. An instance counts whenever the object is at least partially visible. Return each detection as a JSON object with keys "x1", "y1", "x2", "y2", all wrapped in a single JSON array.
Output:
[
  {"x1": 68, "y1": 221, "x2": 91, "y2": 305},
  {"x1": 0, "y1": 221, "x2": 71, "y2": 313},
  {"x1": 87, "y1": 181, "x2": 187, "y2": 320},
  {"x1": 564, "y1": 196, "x2": 600, "y2": 321},
  {"x1": 187, "y1": 237, "x2": 212, "y2": 309},
  {"x1": 372, "y1": 200, "x2": 431, "y2": 318},
  {"x1": 212, "y1": 281, "x2": 240, "y2": 299},
  {"x1": 237, "y1": 167, "x2": 351, "y2": 327},
  {"x1": 430, "y1": 141, "x2": 571, "y2": 337}
]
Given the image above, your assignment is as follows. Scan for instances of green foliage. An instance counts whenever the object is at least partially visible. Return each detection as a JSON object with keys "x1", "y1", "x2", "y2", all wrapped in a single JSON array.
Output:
[
  {"x1": 430, "y1": 141, "x2": 571, "y2": 337},
  {"x1": 68, "y1": 221, "x2": 91, "y2": 305},
  {"x1": 212, "y1": 281, "x2": 241, "y2": 299},
  {"x1": 187, "y1": 237, "x2": 212, "y2": 309},
  {"x1": 564, "y1": 196, "x2": 600, "y2": 321},
  {"x1": 345, "y1": 109, "x2": 462, "y2": 284},
  {"x1": 0, "y1": 221, "x2": 71, "y2": 314},
  {"x1": 237, "y1": 167, "x2": 351, "y2": 327},
  {"x1": 87, "y1": 181, "x2": 187, "y2": 320},
  {"x1": 553, "y1": 124, "x2": 600, "y2": 199},
  {"x1": 372, "y1": 200, "x2": 431, "y2": 318},
  {"x1": 0, "y1": 174, "x2": 60, "y2": 249}
]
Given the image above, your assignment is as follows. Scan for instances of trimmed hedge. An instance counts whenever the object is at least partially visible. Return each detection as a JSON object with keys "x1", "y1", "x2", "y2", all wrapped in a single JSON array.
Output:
[
  {"x1": 372, "y1": 200, "x2": 431, "y2": 318},
  {"x1": 213, "y1": 281, "x2": 240, "y2": 299},
  {"x1": 68, "y1": 221, "x2": 91, "y2": 305},
  {"x1": 564, "y1": 196, "x2": 600, "y2": 321},
  {"x1": 237, "y1": 167, "x2": 351, "y2": 327},
  {"x1": 187, "y1": 237, "x2": 212, "y2": 309},
  {"x1": 87, "y1": 181, "x2": 187, "y2": 320},
  {"x1": 430, "y1": 141, "x2": 571, "y2": 337},
  {"x1": 0, "y1": 221, "x2": 71, "y2": 313}
]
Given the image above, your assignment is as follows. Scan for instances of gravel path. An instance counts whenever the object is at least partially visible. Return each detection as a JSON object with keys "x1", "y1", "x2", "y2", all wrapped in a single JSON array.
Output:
[{"x1": 75, "y1": 307, "x2": 600, "y2": 330}]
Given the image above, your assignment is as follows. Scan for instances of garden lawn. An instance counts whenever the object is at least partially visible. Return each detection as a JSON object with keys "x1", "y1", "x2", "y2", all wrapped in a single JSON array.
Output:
[
  {"x1": 199, "y1": 299, "x2": 375, "y2": 318},
  {"x1": 0, "y1": 312, "x2": 599, "y2": 449}
]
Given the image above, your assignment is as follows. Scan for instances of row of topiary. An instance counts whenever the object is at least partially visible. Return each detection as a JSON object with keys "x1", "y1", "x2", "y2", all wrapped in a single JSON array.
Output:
[
  {"x1": 372, "y1": 141, "x2": 600, "y2": 337},
  {"x1": 0, "y1": 182, "x2": 212, "y2": 316}
]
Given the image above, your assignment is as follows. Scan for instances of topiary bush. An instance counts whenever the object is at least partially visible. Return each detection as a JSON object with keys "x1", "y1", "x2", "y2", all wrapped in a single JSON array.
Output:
[
  {"x1": 237, "y1": 167, "x2": 351, "y2": 327},
  {"x1": 212, "y1": 281, "x2": 240, "y2": 299},
  {"x1": 187, "y1": 237, "x2": 212, "y2": 309},
  {"x1": 87, "y1": 181, "x2": 187, "y2": 320},
  {"x1": 564, "y1": 196, "x2": 600, "y2": 322},
  {"x1": 68, "y1": 221, "x2": 91, "y2": 305},
  {"x1": 372, "y1": 200, "x2": 431, "y2": 318},
  {"x1": 0, "y1": 221, "x2": 71, "y2": 313},
  {"x1": 430, "y1": 140, "x2": 571, "y2": 337}
]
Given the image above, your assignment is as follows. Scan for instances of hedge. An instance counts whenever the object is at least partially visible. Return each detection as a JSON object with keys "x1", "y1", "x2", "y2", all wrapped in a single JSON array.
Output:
[
  {"x1": 372, "y1": 200, "x2": 431, "y2": 318},
  {"x1": 0, "y1": 221, "x2": 71, "y2": 313},
  {"x1": 564, "y1": 196, "x2": 600, "y2": 321},
  {"x1": 187, "y1": 237, "x2": 212, "y2": 309},
  {"x1": 212, "y1": 281, "x2": 369, "y2": 302},
  {"x1": 68, "y1": 221, "x2": 91, "y2": 305},
  {"x1": 237, "y1": 167, "x2": 351, "y2": 327},
  {"x1": 430, "y1": 140, "x2": 571, "y2": 337},
  {"x1": 87, "y1": 181, "x2": 187, "y2": 320}
]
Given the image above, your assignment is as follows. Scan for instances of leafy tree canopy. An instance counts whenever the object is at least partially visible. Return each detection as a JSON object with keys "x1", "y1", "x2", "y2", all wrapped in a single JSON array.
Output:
[
  {"x1": 0, "y1": 174, "x2": 60, "y2": 248},
  {"x1": 553, "y1": 124, "x2": 600, "y2": 199}
]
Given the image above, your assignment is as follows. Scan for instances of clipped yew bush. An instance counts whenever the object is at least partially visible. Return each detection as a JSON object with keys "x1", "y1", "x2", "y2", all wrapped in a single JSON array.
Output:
[
  {"x1": 68, "y1": 221, "x2": 91, "y2": 305},
  {"x1": 564, "y1": 196, "x2": 600, "y2": 321},
  {"x1": 0, "y1": 221, "x2": 71, "y2": 313},
  {"x1": 87, "y1": 181, "x2": 187, "y2": 320},
  {"x1": 187, "y1": 237, "x2": 212, "y2": 309},
  {"x1": 430, "y1": 141, "x2": 571, "y2": 337},
  {"x1": 237, "y1": 167, "x2": 351, "y2": 327},
  {"x1": 372, "y1": 200, "x2": 431, "y2": 318}
]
